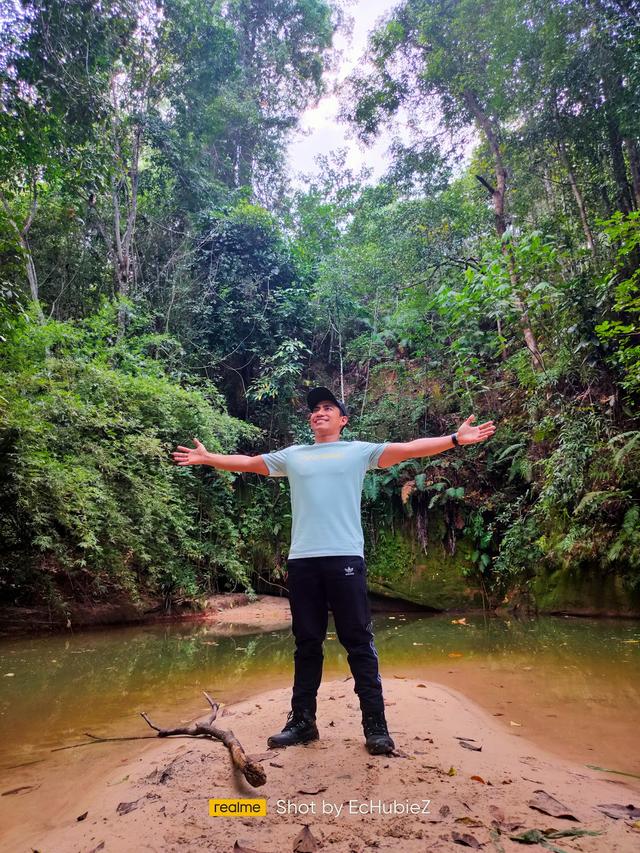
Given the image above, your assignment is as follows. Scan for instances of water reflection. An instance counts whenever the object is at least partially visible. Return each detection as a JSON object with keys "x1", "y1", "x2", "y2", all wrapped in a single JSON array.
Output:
[
  {"x1": 0, "y1": 613, "x2": 638, "y2": 773},
  {"x1": 0, "y1": 623, "x2": 295, "y2": 768}
]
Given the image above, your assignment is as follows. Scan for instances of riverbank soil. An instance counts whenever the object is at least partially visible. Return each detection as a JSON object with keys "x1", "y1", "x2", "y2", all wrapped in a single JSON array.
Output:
[
  {"x1": 3, "y1": 678, "x2": 638, "y2": 852},
  {"x1": 0, "y1": 592, "x2": 266, "y2": 637},
  {"x1": 207, "y1": 593, "x2": 291, "y2": 631}
]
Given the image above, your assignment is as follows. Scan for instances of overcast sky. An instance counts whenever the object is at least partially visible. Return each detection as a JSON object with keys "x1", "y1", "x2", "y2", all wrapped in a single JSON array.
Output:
[{"x1": 286, "y1": 0, "x2": 401, "y2": 186}]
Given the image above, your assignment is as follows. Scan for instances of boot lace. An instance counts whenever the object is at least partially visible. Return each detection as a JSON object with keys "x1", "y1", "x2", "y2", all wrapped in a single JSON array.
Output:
[
  {"x1": 363, "y1": 712, "x2": 389, "y2": 737},
  {"x1": 284, "y1": 709, "x2": 313, "y2": 731}
]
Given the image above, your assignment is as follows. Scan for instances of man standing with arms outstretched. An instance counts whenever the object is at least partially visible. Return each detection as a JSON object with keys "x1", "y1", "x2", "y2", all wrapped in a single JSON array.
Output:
[{"x1": 172, "y1": 387, "x2": 495, "y2": 755}]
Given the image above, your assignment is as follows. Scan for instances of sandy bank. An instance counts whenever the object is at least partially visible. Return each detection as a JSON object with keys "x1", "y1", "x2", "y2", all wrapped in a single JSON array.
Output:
[
  {"x1": 207, "y1": 594, "x2": 291, "y2": 632},
  {"x1": 0, "y1": 593, "x2": 290, "y2": 638},
  {"x1": 5, "y1": 677, "x2": 639, "y2": 853}
]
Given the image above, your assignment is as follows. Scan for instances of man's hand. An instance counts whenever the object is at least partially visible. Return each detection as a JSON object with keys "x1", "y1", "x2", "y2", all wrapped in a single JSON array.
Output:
[
  {"x1": 171, "y1": 440, "x2": 269, "y2": 474},
  {"x1": 172, "y1": 438, "x2": 210, "y2": 466},
  {"x1": 378, "y1": 414, "x2": 497, "y2": 466},
  {"x1": 456, "y1": 415, "x2": 496, "y2": 445}
]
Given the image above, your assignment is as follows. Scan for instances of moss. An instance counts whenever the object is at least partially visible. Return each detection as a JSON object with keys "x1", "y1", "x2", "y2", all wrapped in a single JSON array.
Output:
[
  {"x1": 367, "y1": 529, "x2": 414, "y2": 583},
  {"x1": 532, "y1": 564, "x2": 640, "y2": 616},
  {"x1": 530, "y1": 507, "x2": 640, "y2": 615},
  {"x1": 366, "y1": 515, "x2": 483, "y2": 610}
]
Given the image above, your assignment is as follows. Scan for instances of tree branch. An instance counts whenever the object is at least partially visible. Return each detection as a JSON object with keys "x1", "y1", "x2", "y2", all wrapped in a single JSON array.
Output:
[
  {"x1": 475, "y1": 174, "x2": 496, "y2": 196},
  {"x1": 141, "y1": 692, "x2": 267, "y2": 788}
]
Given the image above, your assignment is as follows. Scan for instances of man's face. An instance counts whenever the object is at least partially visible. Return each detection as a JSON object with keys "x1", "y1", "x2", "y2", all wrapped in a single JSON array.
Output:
[{"x1": 309, "y1": 400, "x2": 348, "y2": 436}]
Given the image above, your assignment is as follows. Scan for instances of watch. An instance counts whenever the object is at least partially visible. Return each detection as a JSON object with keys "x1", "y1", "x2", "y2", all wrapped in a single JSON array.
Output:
[{"x1": 451, "y1": 432, "x2": 459, "y2": 447}]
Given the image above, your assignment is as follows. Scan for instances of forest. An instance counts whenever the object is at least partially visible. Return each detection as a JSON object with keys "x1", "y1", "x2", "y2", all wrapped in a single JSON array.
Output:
[{"x1": 1, "y1": 0, "x2": 639, "y2": 618}]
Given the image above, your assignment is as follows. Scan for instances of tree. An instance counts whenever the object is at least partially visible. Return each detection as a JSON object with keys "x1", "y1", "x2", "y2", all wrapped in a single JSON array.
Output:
[
  {"x1": 216, "y1": 0, "x2": 338, "y2": 203},
  {"x1": 190, "y1": 200, "x2": 312, "y2": 426},
  {"x1": 0, "y1": 0, "x2": 136, "y2": 321},
  {"x1": 341, "y1": 0, "x2": 546, "y2": 370}
]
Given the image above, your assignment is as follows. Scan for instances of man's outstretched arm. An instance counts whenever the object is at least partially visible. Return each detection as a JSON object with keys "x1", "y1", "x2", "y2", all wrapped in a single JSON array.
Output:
[
  {"x1": 171, "y1": 438, "x2": 270, "y2": 475},
  {"x1": 377, "y1": 415, "x2": 496, "y2": 468}
]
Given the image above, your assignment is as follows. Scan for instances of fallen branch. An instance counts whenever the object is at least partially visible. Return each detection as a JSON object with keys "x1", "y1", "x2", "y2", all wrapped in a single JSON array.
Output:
[
  {"x1": 52, "y1": 734, "x2": 158, "y2": 752},
  {"x1": 141, "y1": 692, "x2": 266, "y2": 788}
]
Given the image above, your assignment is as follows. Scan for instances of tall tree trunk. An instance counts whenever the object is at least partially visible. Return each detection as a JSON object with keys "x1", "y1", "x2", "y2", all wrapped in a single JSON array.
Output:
[
  {"x1": 556, "y1": 141, "x2": 597, "y2": 253},
  {"x1": 541, "y1": 166, "x2": 557, "y2": 220},
  {"x1": 601, "y1": 74, "x2": 634, "y2": 214},
  {"x1": 235, "y1": 134, "x2": 255, "y2": 188},
  {"x1": 109, "y1": 74, "x2": 143, "y2": 335},
  {"x1": 624, "y1": 137, "x2": 640, "y2": 209},
  {"x1": 337, "y1": 326, "x2": 345, "y2": 403},
  {"x1": 496, "y1": 315, "x2": 507, "y2": 361},
  {"x1": 0, "y1": 186, "x2": 44, "y2": 324},
  {"x1": 360, "y1": 295, "x2": 380, "y2": 416},
  {"x1": 234, "y1": 6, "x2": 260, "y2": 189},
  {"x1": 597, "y1": 172, "x2": 613, "y2": 218},
  {"x1": 463, "y1": 88, "x2": 545, "y2": 371}
]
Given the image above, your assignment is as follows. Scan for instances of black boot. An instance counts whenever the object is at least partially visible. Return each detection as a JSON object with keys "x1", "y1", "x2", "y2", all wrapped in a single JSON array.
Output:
[
  {"x1": 362, "y1": 709, "x2": 395, "y2": 755},
  {"x1": 267, "y1": 708, "x2": 319, "y2": 748}
]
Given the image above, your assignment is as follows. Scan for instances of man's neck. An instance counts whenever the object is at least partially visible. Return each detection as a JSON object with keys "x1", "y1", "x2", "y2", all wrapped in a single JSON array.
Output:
[{"x1": 313, "y1": 433, "x2": 342, "y2": 444}]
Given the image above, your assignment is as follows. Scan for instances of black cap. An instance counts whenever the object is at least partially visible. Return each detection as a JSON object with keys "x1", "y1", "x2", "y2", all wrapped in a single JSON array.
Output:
[{"x1": 307, "y1": 386, "x2": 349, "y2": 418}]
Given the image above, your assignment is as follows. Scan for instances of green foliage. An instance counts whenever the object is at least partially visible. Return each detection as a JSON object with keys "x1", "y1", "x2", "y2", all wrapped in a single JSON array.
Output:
[
  {"x1": 466, "y1": 510, "x2": 494, "y2": 578},
  {"x1": 0, "y1": 302, "x2": 260, "y2": 606},
  {"x1": 595, "y1": 212, "x2": 640, "y2": 396},
  {"x1": 247, "y1": 339, "x2": 310, "y2": 402},
  {"x1": 1, "y1": 0, "x2": 640, "y2": 615},
  {"x1": 492, "y1": 501, "x2": 544, "y2": 588},
  {"x1": 493, "y1": 408, "x2": 640, "y2": 590}
]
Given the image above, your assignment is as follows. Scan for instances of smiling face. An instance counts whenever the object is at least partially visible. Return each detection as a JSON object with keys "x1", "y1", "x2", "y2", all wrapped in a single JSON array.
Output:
[{"x1": 309, "y1": 400, "x2": 348, "y2": 441}]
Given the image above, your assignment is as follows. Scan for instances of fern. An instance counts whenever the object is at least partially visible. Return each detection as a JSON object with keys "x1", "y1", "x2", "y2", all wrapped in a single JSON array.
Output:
[
  {"x1": 363, "y1": 472, "x2": 381, "y2": 502},
  {"x1": 607, "y1": 506, "x2": 640, "y2": 564},
  {"x1": 575, "y1": 490, "x2": 632, "y2": 515},
  {"x1": 495, "y1": 442, "x2": 526, "y2": 462},
  {"x1": 608, "y1": 431, "x2": 640, "y2": 470}
]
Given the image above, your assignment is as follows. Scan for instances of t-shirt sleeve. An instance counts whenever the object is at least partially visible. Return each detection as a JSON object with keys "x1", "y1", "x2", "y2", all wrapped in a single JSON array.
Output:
[
  {"x1": 262, "y1": 446, "x2": 292, "y2": 477},
  {"x1": 360, "y1": 441, "x2": 389, "y2": 471}
]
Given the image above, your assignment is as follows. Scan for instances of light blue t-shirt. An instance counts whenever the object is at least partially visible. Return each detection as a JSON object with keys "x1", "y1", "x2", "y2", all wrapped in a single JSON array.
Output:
[{"x1": 262, "y1": 440, "x2": 388, "y2": 559}]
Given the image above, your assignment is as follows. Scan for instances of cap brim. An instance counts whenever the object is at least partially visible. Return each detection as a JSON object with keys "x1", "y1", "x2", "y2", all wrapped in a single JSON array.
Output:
[{"x1": 307, "y1": 387, "x2": 348, "y2": 417}]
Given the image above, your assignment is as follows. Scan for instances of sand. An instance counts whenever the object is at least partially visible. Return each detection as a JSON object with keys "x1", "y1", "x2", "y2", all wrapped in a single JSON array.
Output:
[
  {"x1": 5, "y1": 676, "x2": 639, "y2": 853},
  {"x1": 205, "y1": 594, "x2": 292, "y2": 632}
]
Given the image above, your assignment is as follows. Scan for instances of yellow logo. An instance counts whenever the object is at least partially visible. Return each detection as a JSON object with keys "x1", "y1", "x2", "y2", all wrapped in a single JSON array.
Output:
[
  {"x1": 300, "y1": 452, "x2": 344, "y2": 460},
  {"x1": 209, "y1": 798, "x2": 267, "y2": 817}
]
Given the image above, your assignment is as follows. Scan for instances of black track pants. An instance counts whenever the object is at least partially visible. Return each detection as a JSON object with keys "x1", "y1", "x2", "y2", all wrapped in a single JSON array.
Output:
[{"x1": 285, "y1": 555, "x2": 384, "y2": 715}]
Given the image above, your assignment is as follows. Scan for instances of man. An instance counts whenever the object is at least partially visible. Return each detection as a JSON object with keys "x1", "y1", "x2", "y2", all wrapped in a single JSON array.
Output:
[{"x1": 172, "y1": 387, "x2": 495, "y2": 756}]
